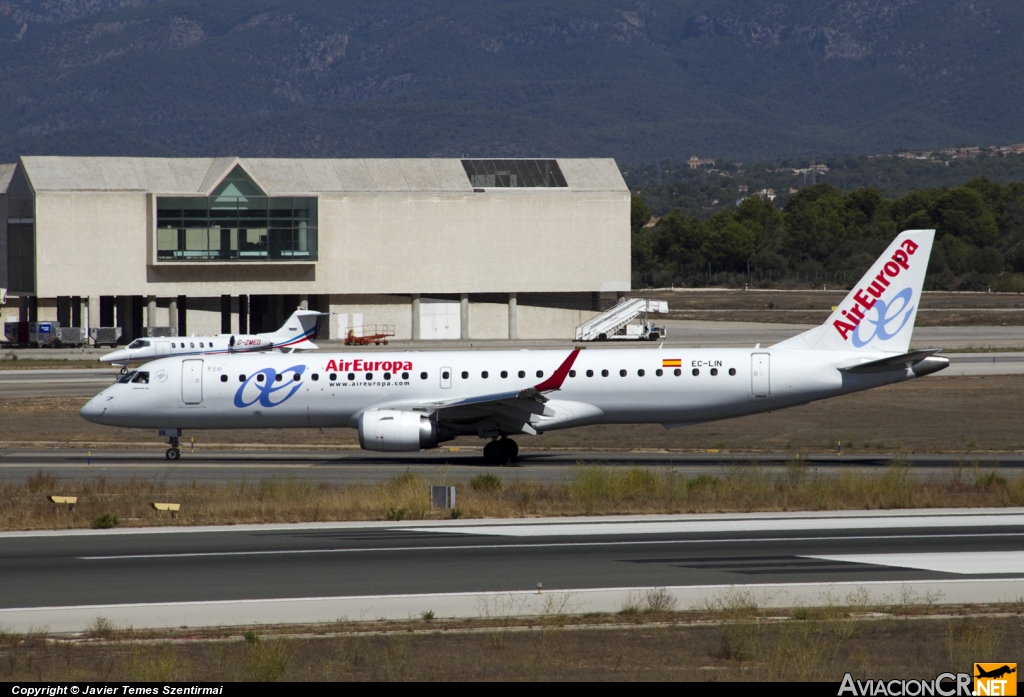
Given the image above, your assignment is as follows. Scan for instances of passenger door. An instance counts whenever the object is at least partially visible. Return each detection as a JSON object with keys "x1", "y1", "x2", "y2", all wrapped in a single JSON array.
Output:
[
  {"x1": 181, "y1": 359, "x2": 204, "y2": 404},
  {"x1": 751, "y1": 353, "x2": 770, "y2": 397}
]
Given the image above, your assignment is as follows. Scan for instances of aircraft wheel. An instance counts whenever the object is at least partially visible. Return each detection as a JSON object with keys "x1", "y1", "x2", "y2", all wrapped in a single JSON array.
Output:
[
  {"x1": 482, "y1": 441, "x2": 498, "y2": 465},
  {"x1": 119, "y1": 366, "x2": 128, "y2": 375},
  {"x1": 383, "y1": 340, "x2": 388, "y2": 345},
  {"x1": 498, "y1": 438, "x2": 518, "y2": 464},
  {"x1": 165, "y1": 448, "x2": 181, "y2": 461}
]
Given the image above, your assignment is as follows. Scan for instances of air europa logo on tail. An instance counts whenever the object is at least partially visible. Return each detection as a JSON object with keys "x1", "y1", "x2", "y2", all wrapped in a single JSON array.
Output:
[
  {"x1": 833, "y1": 238, "x2": 919, "y2": 342},
  {"x1": 324, "y1": 358, "x2": 413, "y2": 372}
]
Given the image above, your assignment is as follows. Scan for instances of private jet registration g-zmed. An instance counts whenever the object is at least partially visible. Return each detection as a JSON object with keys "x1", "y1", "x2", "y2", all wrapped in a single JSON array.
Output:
[{"x1": 81, "y1": 230, "x2": 948, "y2": 464}]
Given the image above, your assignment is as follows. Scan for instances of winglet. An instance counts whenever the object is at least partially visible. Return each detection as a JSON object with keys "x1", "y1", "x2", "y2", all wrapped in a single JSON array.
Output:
[{"x1": 533, "y1": 349, "x2": 580, "y2": 392}]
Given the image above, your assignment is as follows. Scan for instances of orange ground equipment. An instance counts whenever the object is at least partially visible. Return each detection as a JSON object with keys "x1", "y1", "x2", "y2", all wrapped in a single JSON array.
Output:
[{"x1": 344, "y1": 325, "x2": 396, "y2": 346}]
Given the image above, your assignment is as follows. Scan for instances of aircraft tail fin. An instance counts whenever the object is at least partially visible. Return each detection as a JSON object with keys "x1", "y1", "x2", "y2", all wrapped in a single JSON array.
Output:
[
  {"x1": 773, "y1": 229, "x2": 935, "y2": 354},
  {"x1": 268, "y1": 309, "x2": 328, "y2": 350}
]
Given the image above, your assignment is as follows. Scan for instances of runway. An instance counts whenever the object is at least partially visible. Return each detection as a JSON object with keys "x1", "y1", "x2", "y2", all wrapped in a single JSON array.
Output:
[
  {"x1": 2, "y1": 351, "x2": 1023, "y2": 398},
  {"x1": 1, "y1": 509, "x2": 1022, "y2": 631},
  {"x1": 0, "y1": 448, "x2": 1020, "y2": 484}
]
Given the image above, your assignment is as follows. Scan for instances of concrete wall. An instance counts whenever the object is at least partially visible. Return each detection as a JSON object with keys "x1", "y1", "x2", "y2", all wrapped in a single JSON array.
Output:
[{"x1": 328, "y1": 294, "x2": 414, "y2": 341}]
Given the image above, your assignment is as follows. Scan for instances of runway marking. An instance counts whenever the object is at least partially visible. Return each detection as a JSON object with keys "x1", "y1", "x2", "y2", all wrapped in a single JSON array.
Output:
[
  {"x1": 78, "y1": 532, "x2": 1024, "y2": 561},
  {"x1": 805, "y1": 551, "x2": 1024, "y2": 575}
]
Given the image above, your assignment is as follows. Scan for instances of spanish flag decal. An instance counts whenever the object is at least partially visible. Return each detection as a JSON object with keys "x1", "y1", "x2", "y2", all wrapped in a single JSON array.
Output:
[{"x1": 662, "y1": 358, "x2": 682, "y2": 368}]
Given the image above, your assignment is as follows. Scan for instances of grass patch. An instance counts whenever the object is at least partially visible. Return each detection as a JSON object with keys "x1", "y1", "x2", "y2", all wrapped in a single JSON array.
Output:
[{"x1": 3, "y1": 464, "x2": 1024, "y2": 530}]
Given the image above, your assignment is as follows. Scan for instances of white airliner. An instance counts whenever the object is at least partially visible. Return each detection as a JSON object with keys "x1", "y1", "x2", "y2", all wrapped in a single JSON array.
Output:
[
  {"x1": 100, "y1": 309, "x2": 326, "y2": 367},
  {"x1": 82, "y1": 230, "x2": 947, "y2": 463}
]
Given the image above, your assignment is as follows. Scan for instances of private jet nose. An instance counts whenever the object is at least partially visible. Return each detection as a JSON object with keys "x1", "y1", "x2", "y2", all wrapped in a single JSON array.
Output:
[
  {"x1": 100, "y1": 349, "x2": 131, "y2": 364},
  {"x1": 80, "y1": 392, "x2": 112, "y2": 423}
]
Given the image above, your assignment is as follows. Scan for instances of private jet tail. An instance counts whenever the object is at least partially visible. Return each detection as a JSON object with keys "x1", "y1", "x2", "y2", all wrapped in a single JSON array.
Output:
[
  {"x1": 773, "y1": 229, "x2": 936, "y2": 354},
  {"x1": 267, "y1": 309, "x2": 328, "y2": 351}
]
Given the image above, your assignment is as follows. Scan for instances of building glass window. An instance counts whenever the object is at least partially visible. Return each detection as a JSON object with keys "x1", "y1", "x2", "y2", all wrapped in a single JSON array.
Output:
[
  {"x1": 461, "y1": 160, "x2": 568, "y2": 188},
  {"x1": 156, "y1": 167, "x2": 317, "y2": 261},
  {"x1": 6, "y1": 222, "x2": 35, "y2": 292}
]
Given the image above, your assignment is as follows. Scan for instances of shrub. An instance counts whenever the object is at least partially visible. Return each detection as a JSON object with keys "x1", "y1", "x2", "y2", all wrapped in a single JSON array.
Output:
[{"x1": 91, "y1": 513, "x2": 119, "y2": 529}]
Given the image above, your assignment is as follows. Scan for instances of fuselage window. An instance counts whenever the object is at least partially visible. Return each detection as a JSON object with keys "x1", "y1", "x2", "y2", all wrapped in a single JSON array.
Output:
[
  {"x1": 330, "y1": 373, "x2": 338, "y2": 381},
  {"x1": 257, "y1": 374, "x2": 265, "y2": 383},
  {"x1": 586, "y1": 369, "x2": 594, "y2": 377},
  {"x1": 729, "y1": 368, "x2": 737, "y2": 376},
  {"x1": 275, "y1": 374, "x2": 283, "y2": 382},
  {"x1": 384, "y1": 372, "x2": 392, "y2": 380},
  {"x1": 402, "y1": 372, "x2": 409, "y2": 380},
  {"x1": 501, "y1": 371, "x2": 508, "y2": 378},
  {"x1": 366, "y1": 373, "x2": 373, "y2": 380},
  {"x1": 199, "y1": 342, "x2": 204, "y2": 348},
  {"x1": 420, "y1": 372, "x2": 428, "y2": 380},
  {"x1": 536, "y1": 370, "x2": 544, "y2": 378},
  {"x1": 656, "y1": 369, "x2": 663, "y2": 376},
  {"x1": 346, "y1": 373, "x2": 353, "y2": 380},
  {"x1": 481, "y1": 371, "x2": 489, "y2": 379},
  {"x1": 692, "y1": 368, "x2": 699, "y2": 376},
  {"x1": 518, "y1": 370, "x2": 526, "y2": 378},
  {"x1": 442, "y1": 371, "x2": 450, "y2": 380},
  {"x1": 239, "y1": 374, "x2": 245, "y2": 382},
  {"x1": 711, "y1": 368, "x2": 718, "y2": 376},
  {"x1": 638, "y1": 369, "x2": 645, "y2": 377},
  {"x1": 171, "y1": 343, "x2": 176, "y2": 348},
  {"x1": 461, "y1": 371, "x2": 469, "y2": 379},
  {"x1": 619, "y1": 369, "x2": 627, "y2": 377},
  {"x1": 601, "y1": 369, "x2": 609, "y2": 377},
  {"x1": 131, "y1": 371, "x2": 149, "y2": 384},
  {"x1": 569, "y1": 370, "x2": 576, "y2": 378},
  {"x1": 220, "y1": 375, "x2": 227, "y2": 383},
  {"x1": 674, "y1": 368, "x2": 682, "y2": 376},
  {"x1": 190, "y1": 342, "x2": 195, "y2": 348},
  {"x1": 312, "y1": 374, "x2": 319, "y2": 381},
  {"x1": 293, "y1": 374, "x2": 301, "y2": 382}
]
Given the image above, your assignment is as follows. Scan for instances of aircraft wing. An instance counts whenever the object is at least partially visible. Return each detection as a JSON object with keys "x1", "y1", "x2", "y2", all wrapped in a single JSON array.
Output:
[{"x1": 365, "y1": 349, "x2": 581, "y2": 435}]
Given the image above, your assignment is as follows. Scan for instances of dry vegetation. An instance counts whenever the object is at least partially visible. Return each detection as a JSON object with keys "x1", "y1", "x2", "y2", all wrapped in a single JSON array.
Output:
[
  {"x1": 2, "y1": 603, "x2": 1021, "y2": 681},
  {"x1": 2, "y1": 374, "x2": 1024, "y2": 453},
  {"x1": 3, "y1": 463, "x2": 1023, "y2": 530}
]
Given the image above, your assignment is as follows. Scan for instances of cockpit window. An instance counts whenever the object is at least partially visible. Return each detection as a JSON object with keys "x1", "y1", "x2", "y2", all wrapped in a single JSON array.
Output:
[
  {"x1": 117, "y1": 371, "x2": 138, "y2": 384},
  {"x1": 131, "y1": 371, "x2": 150, "y2": 384},
  {"x1": 127, "y1": 339, "x2": 151, "y2": 349}
]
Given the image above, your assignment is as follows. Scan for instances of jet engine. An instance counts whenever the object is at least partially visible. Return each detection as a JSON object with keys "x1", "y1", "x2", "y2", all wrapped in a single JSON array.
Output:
[{"x1": 357, "y1": 410, "x2": 452, "y2": 452}]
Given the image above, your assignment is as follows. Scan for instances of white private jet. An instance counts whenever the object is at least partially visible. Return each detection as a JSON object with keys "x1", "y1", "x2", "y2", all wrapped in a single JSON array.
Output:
[
  {"x1": 100, "y1": 309, "x2": 326, "y2": 367},
  {"x1": 82, "y1": 230, "x2": 948, "y2": 463}
]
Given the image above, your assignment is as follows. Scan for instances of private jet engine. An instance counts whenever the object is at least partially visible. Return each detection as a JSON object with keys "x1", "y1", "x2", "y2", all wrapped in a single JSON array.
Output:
[{"x1": 357, "y1": 410, "x2": 454, "y2": 452}]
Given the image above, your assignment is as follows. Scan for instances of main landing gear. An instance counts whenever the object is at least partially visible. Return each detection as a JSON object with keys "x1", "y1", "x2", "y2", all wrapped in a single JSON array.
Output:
[{"x1": 483, "y1": 437, "x2": 518, "y2": 466}]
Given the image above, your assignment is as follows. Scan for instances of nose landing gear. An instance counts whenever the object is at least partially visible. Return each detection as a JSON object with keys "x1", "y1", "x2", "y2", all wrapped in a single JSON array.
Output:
[
  {"x1": 159, "y1": 428, "x2": 183, "y2": 460},
  {"x1": 482, "y1": 437, "x2": 519, "y2": 465}
]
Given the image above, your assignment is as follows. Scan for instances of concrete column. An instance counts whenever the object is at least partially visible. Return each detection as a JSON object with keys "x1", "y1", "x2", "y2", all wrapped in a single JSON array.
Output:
[
  {"x1": 176, "y1": 295, "x2": 187, "y2": 337},
  {"x1": 238, "y1": 295, "x2": 248, "y2": 334},
  {"x1": 87, "y1": 296, "x2": 100, "y2": 330},
  {"x1": 147, "y1": 296, "x2": 157, "y2": 328},
  {"x1": 460, "y1": 293, "x2": 469, "y2": 340},
  {"x1": 220, "y1": 295, "x2": 231, "y2": 334},
  {"x1": 168, "y1": 299, "x2": 178, "y2": 335},
  {"x1": 508, "y1": 292, "x2": 517, "y2": 340},
  {"x1": 411, "y1": 294, "x2": 420, "y2": 341}
]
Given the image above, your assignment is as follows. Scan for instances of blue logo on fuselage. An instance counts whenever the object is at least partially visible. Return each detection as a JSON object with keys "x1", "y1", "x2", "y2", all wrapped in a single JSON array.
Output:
[
  {"x1": 851, "y1": 288, "x2": 915, "y2": 348},
  {"x1": 233, "y1": 365, "x2": 305, "y2": 408}
]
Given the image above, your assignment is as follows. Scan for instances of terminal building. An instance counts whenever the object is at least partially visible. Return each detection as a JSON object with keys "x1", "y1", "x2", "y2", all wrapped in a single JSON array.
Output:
[{"x1": 0, "y1": 156, "x2": 630, "y2": 343}]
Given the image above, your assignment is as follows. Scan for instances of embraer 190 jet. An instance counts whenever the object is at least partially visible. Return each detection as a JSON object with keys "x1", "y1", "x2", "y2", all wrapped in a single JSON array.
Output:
[{"x1": 81, "y1": 230, "x2": 947, "y2": 463}]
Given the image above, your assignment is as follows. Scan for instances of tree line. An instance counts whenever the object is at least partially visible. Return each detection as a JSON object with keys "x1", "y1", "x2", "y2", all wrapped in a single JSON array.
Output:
[{"x1": 630, "y1": 177, "x2": 1024, "y2": 292}]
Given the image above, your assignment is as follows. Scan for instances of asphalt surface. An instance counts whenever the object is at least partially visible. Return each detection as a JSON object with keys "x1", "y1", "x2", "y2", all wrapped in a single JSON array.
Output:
[
  {"x1": 1, "y1": 510, "x2": 1022, "y2": 610},
  {"x1": 1, "y1": 448, "x2": 1020, "y2": 484}
]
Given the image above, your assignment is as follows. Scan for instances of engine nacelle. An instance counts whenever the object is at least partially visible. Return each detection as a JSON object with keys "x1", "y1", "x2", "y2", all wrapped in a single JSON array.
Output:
[{"x1": 358, "y1": 410, "x2": 450, "y2": 452}]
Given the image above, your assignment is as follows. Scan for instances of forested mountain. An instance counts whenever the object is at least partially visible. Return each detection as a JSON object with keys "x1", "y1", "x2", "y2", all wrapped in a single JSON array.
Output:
[
  {"x1": 1, "y1": 0, "x2": 1024, "y2": 162},
  {"x1": 630, "y1": 178, "x2": 1024, "y2": 293}
]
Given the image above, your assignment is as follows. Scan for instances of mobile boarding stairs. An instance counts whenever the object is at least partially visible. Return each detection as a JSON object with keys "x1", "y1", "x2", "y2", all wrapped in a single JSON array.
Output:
[{"x1": 574, "y1": 297, "x2": 669, "y2": 341}]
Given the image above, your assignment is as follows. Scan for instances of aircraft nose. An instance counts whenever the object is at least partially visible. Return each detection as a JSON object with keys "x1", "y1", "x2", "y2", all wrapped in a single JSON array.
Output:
[
  {"x1": 79, "y1": 394, "x2": 110, "y2": 423},
  {"x1": 100, "y1": 350, "x2": 128, "y2": 364}
]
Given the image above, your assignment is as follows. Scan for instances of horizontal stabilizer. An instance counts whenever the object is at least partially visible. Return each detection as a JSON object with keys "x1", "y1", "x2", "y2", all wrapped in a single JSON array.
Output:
[{"x1": 838, "y1": 349, "x2": 943, "y2": 374}]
